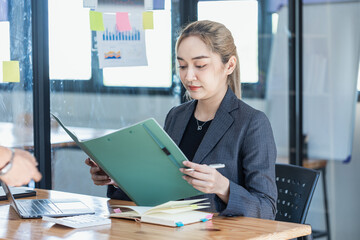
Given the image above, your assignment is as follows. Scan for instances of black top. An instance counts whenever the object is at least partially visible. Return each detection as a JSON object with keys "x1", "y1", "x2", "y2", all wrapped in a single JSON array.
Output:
[{"x1": 179, "y1": 113, "x2": 212, "y2": 161}]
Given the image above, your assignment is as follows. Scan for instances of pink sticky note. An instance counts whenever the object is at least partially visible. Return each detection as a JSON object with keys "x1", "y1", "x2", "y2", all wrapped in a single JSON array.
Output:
[
  {"x1": 205, "y1": 214, "x2": 213, "y2": 219},
  {"x1": 114, "y1": 208, "x2": 122, "y2": 213},
  {"x1": 116, "y1": 12, "x2": 132, "y2": 31}
]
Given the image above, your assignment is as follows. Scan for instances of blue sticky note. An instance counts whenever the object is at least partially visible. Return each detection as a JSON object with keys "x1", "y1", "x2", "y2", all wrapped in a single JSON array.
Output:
[
  {"x1": 153, "y1": 0, "x2": 165, "y2": 10},
  {"x1": 175, "y1": 222, "x2": 184, "y2": 227},
  {"x1": 0, "y1": 0, "x2": 8, "y2": 21}
]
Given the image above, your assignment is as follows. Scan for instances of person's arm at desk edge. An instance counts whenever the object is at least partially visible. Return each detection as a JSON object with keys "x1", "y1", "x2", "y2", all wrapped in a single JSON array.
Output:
[{"x1": 0, "y1": 146, "x2": 42, "y2": 186}]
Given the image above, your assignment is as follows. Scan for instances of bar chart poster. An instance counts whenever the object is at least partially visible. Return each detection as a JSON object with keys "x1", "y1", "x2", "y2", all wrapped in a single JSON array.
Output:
[{"x1": 97, "y1": 13, "x2": 148, "y2": 68}]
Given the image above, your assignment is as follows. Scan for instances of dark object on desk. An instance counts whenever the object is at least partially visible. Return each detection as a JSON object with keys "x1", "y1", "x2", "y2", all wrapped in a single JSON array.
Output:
[
  {"x1": 0, "y1": 186, "x2": 36, "y2": 200},
  {"x1": 275, "y1": 164, "x2": 320, "y2": 240}
]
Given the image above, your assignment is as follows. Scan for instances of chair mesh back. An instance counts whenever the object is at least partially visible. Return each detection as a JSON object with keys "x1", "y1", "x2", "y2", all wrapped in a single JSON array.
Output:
[{"x1": 275, "y1": 164, "x2": 320, "y2": 224}]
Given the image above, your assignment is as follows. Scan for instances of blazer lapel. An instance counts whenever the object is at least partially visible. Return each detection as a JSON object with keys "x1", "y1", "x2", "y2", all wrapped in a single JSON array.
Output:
[{"x1": 192, "y1": 88, "x2": 239, "y2": 164}]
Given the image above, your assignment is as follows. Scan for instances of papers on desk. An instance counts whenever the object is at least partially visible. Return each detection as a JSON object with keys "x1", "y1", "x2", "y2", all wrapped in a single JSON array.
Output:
[{"x1": 110, "y1": 198, "x2": 212, "y2": 227}]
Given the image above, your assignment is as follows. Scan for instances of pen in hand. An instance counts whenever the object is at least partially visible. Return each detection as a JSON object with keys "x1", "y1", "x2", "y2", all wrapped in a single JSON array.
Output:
[{"x1": 185, "y1": 163, "x2": 225, "y2": 172}]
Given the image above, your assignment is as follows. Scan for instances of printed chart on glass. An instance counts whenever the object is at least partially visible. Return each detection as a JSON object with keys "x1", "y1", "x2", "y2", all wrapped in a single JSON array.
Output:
[
  {"x1": 96, "y1": 12, "x2": 147, "y2": 68},
  {"x1": 95, "y1": 0, "x2": 148, "y2": 68}
]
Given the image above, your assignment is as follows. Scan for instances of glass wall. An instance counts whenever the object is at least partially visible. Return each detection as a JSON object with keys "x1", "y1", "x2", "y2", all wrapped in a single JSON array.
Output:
[
  {"x1": 198, "y1": 1, "x2": 259, "y2": 84},
  {"x1": 198, "y1": 0, "x2": 289, "y2": 158},
  {"x1": 302, "y1": 1, "x2": 360, "y2": 239},
  {"x1": 48, "y1": 0, "x2": 180, "y2": 197},
  {"x1": 0, "y1": 1, "x2": 34, "y2": 188},
  {"x1": 198, "y1": 0, "x2": 360, "y2": 239}
]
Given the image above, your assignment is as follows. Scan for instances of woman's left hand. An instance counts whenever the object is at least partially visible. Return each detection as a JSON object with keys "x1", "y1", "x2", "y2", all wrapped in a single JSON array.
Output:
[{"x1": 180, "y1": 161, "x2": 230, "y2": 203}]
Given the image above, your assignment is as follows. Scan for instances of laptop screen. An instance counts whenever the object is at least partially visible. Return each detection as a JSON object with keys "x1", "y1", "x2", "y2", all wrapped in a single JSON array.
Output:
[{"x1": 0, "y1": 181, "x2": 22, "y2": 213}]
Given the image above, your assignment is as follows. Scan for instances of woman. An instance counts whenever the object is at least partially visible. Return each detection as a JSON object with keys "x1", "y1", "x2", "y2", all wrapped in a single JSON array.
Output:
[{"x1": 86, "y1": 20, "x2": 277, "y2": 219}]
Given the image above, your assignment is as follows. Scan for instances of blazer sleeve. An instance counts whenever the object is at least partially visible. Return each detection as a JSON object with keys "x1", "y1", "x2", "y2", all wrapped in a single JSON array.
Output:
[
  {"x1": 217, "y1": 111, "x2": 277, "y2": 219},
  {"x1": 107, "y1": 185, "x2": 132, "y2": 201}
]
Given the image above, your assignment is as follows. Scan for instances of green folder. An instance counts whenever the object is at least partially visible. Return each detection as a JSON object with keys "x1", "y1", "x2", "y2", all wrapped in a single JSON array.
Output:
[{"x1": 51, "y1": 114, "x2": 202, "y2": 206}]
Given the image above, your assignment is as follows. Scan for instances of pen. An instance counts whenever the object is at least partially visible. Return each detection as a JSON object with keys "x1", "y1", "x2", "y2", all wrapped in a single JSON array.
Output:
[{"x1": 185, "y1": 163, "x2": 225, "y2": 171}]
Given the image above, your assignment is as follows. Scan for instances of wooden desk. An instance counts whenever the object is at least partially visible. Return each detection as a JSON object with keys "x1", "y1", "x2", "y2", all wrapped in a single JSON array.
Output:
[{"x1": 0, "y1": 189, "x2": 311, "y2": 240}]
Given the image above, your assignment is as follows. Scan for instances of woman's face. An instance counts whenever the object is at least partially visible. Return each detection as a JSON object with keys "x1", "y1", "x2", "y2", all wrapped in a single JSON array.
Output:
[{"x1": 177, "y1": 36, "x2": 229, "y2": 101}]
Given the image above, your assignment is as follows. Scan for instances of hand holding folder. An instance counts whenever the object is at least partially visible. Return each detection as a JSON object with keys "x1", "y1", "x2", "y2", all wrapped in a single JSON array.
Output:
[
  {"x1": 51, "y1": 114, "x2": 202, "y2": 206},
  {"x1": 85, "y1": 158, "x2": 117, "y2": 186}
]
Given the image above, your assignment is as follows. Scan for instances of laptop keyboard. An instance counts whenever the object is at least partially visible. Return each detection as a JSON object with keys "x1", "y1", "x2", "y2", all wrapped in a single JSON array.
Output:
[{"x1": 18, "y1": 199, "x2": 62, "y2": 216}]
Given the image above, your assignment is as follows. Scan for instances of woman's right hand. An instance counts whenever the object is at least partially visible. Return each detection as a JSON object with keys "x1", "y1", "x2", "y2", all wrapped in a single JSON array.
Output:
[{"x1": 85, "y1": 158, "x2": 116, "y2": 186}]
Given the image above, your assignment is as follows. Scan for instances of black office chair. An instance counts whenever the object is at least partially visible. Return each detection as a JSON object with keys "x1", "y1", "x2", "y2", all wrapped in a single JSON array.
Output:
[{"x1": 275, "y1": 163, "x2": 320, "y2": 239}]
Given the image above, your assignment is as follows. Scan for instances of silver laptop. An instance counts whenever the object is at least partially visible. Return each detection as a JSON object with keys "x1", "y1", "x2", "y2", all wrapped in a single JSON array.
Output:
[{"x1": 1, "y1": 181, "x2": 95, "y2": 218}]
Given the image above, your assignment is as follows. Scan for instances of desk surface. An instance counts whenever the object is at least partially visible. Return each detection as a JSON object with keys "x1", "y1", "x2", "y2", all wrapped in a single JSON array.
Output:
[{"x1": 0, "y1": 189, "x2": 311, "y2": 240}]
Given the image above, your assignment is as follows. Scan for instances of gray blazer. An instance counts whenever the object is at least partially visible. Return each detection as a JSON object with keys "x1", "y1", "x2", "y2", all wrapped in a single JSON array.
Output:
[
  {"x1": 163, "y1": 88, "x2": 277, "y2": 219},
  {"x1": 108, "y1": 88, "x2": 277, "y2": 219}
]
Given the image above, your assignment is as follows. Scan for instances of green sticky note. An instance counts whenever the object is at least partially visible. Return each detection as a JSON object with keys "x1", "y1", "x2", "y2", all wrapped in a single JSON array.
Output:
[
  {"x1": 142, "y1": 11, "x2": 154, "y2": 30},
  {"x1": 3, "y1": 61, "x2": 20, "y2": 83},
  {"x1": 89, "y1": 11, "x2": 105, "y2": 31}
]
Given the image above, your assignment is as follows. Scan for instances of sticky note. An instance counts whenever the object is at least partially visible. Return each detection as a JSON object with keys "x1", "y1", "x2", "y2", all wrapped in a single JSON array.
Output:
[
  {"x1": 3, "y1": 61, "x2": 20, "y2": 82},
  {"x1": 205, "y1": 214, "x2": 214, "y2": 219},
  {"x1": 175, "y1": 222, "x2": 184, "y2": 227},
  {"x1": 153, "y1": 0, "x2": 165, "y2": 10},
  {"x1": 113, "y1": 208, "x2": 122, "y2": 213},
  {"x1": 0, "y1": 0, "x2": 8, "y2": 21},
  {"x1": 116, "y1": 12, "x2": 131, "y2": 31},
  {"x1": 142, "y1": 11, "x2": 154, "y2": 30},
  {"x1": 89, "y1": 11, "x2": 105, "y2": 31},
  {"x1": 145, "y1": 0, "x2": 165, "y2": 10}
]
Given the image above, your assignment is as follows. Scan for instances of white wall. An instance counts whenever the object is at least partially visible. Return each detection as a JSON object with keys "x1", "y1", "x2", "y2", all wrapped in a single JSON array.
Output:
[{"x1": 325, "y1": 103, "x2": 360, "y2": 239}]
